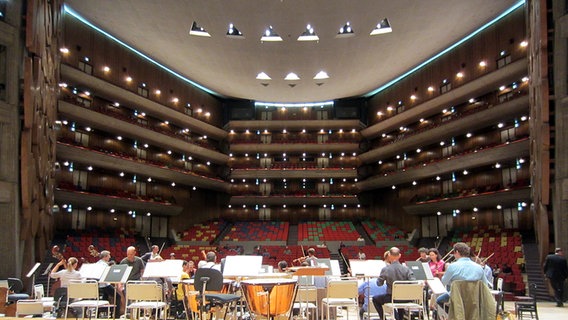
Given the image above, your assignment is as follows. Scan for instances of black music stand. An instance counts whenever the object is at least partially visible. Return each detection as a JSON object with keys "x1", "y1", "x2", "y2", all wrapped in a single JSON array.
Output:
[{"x1": 100, "y1": 264, "x2": 132, "y2": 319}]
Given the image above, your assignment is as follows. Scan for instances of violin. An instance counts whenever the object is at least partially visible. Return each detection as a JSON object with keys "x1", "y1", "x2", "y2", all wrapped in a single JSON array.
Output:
[{"x1": 88, "y1": 244, "x2": 100, "y2": 258}]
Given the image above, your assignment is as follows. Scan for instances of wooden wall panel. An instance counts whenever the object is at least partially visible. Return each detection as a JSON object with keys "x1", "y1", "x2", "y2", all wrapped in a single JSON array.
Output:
[{"x1": 20, "y1": 0, "x2": 62, "y2": 281}]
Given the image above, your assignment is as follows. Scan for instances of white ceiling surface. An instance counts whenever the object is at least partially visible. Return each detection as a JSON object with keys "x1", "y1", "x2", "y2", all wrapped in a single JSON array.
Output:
[{"x1": 65, "y1": 0, "x2": 520, "y2": 103}]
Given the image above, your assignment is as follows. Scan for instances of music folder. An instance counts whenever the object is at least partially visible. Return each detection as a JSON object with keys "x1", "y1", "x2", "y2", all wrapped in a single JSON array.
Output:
[
  {"x1": 405, "y1": 261, "x2": 434, "y2": 280},
  {"x1": 101, "y1": 264, "x2": 132, "y2": 283}
]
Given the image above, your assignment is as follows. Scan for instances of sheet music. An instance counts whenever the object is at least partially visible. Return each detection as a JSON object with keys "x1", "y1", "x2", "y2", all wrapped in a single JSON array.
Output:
[
  {"x1": 427, "y1": 277, "x2": 447, "y2": 294},
  {"x1": 349, "y1": 259, "x2": 386, "y2": 277},
  {"x1": 79, "y1": 263, "x2": 108, "y2": 280},
  {"x1": 143, "y1": 259, "x2": 184, "y2": 278},
  {"x1": 223, "y1": 255, "x2": 263, "y2": 277}
]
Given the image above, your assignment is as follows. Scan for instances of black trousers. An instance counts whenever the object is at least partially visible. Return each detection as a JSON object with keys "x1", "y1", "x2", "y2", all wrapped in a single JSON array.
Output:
[
  {"x1": 372, "y1": 294, "x2": 407, "y2": 320},
  {"x1": 549, "y1": 277, "x2": 566, "y2": 304}
]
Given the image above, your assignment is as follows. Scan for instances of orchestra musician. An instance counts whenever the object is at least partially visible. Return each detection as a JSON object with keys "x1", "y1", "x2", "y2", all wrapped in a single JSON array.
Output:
[
  {"x1": 50, "y1": 257, "x2": 82, "y2": 306},
  {"x1": 278, "y1": 260, "x2": 288, "y2": 272},
  {"x1": 198, "y1": 250, "x2": 221, "y2": 271},
  {"x1": 96, "y1": 250, "x2": 123, "y2": 317},
  {"x1": 372, "y1": 247, "x2": 415, "y2": 320},
  {"x1": 417, "y1": 247, "x2": 430, "y2": 263},
  {"x1": 428, "y1": 248, "x2": 445, "y2": 278},
  {"x1": 141, "y1": 245, "x2": 163, "y2": 263},
  {"x1": 120, "y1": 246, "x2": 145, "y2": 281},
  {"x1": 293, "y1": 248, "x2": 318, "y2": 266}
]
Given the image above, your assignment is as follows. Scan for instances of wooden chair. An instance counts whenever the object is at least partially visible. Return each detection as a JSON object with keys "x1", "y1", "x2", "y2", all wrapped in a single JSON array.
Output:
[{"x1": 515, "y1": 283, "x2": 539, "y2": 320}]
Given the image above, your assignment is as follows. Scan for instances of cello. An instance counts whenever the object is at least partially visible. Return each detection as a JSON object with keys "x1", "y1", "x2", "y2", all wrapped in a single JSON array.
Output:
[{"x1": 48, "y1": 245, "x2": 67, "y2": 297}]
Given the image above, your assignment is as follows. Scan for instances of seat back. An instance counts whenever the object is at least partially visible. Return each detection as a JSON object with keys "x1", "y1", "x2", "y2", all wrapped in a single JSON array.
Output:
[
  {"x1": 8, "y1": 278, "x2": 24, "y2": 293},
  {"x1": 126, "y1": 281, "x2": 163, "y2": 302},
  {"x1": 194, "y1": 268, "x2": 224, "y2": 292},
  {"x1": 496, "y1": 278, "x2": 503, "y2": 291},
  {"x1": 33, "y1": 284, "x2": 44, "y2": 300},
  {"x1": 326, "y1": 279, "x2": 358, "y2": 299},
  {"x1": 391, "y1": 281, "x2": 423, "y2": 303},
  {"x1": 67, "y1": 280, "x2": 99, "y2": 300},
  {"x1": 295, "y1": 286, "x2": 317, "y2": 302},
  {"x1": 16, "y1": 299, "x2": 44, "y2": 316}
]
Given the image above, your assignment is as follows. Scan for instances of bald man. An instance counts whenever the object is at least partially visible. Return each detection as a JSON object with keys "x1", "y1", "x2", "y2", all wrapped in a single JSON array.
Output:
[
  {"x1": 372, "y1": 247, "x2": 415, "y2": 320},
  {"x1": 120, "y1": 246, "x2": 145, "y2": 280}
]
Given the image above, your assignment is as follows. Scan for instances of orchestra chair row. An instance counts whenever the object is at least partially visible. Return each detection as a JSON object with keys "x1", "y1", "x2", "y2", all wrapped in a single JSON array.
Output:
[
  {"x1": 382, "y1": 281, "x2": 425, "y2": 320},
  {"x1": 125, "y1": 281, "x2": 168, "y2": 320},
  {"x1": 320, "y1": 278, "x2": 359, "y2": 320}
]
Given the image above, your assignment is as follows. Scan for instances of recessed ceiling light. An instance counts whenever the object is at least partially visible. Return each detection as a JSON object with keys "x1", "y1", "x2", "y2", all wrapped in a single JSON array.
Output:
[
  {"x1": 226, "y1": 23, "x2": 244, "y2": 39},
  {"x1": 189, "y1": 21, "x2": 210, "y2": 37},
  {"x1": 285, "y1": 72, "x2": 300, "y2": 81},
  {"x1": 370, "y1": 18, "x2": 392, "y2": 35},
  {"x1": 261, "y1": 26, "x2": 282, "y2": 42},
  {"x1": 256, "y1": 72, "x2": 271, "y2": 80},
  {"x1": 313, "y1": 71, "x2": 329, "y2": 80},
  {"x1": 298, "y1": 24, "x2": 319, "y2": 41},
  {"x1": 337, "y1": 22, "x2": 354, "y2": 38}
]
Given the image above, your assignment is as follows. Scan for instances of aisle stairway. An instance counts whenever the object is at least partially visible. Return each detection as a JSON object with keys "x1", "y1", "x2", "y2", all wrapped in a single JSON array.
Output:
[
  {"x1": 522, "y1": 241, "x2": 552, "y2": 301},
  {"x1": 287, "y1": 223, "x2": 298, "y2": 245},
  {"x1": 354, "y1": 221, "x2": 373, "y2": 245}
]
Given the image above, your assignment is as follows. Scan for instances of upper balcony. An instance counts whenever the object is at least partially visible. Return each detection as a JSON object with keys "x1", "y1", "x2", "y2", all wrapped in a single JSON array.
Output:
[
  {"x1": 59, "y1": 99, "x2": 229, "y2": 165},
  {"x1": 361, "y1": 58, "x2": 527, "y2": 140},
  {"x1": 359, "y1": 95, "x2": 528, "y2": 164},
  {"x1": 61, "y1": 64, "x2": 227, "y2": 141},
  {"x1": 57, "y1": 142, "x2": 231, "y2": 192}
]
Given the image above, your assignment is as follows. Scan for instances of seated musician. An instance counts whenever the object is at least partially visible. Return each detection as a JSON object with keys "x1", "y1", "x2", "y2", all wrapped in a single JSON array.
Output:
[
  {"x1": 198, "y1": 251, "x2": 221, "y2": 271},
  {"x1": 141, "y1": 245, "x2": 163, "y2": 263},
  {"x1": 97, "y1": 250, "x2": 122, "y2": 317},
  {"x1": 278, "y1": 260, "x2": 288, "y2": 272},
  {"x1": 175, "y1": 261, "x2": 191, "y2": 301},
  {"x1": 50, "y1": 257, "x2": 82, "y2": 308},
  {"x1": 436, "y1": 242, "x2": 491, "y2": 307},
  {"x1": 304, "y1": 248, "x2": 318, "y2": 266}
]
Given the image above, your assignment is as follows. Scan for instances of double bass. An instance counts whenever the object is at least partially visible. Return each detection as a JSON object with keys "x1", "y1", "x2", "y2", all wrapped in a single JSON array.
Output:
[{"x1": 48, "y1": 245, "x2": 67, "y2": 296}]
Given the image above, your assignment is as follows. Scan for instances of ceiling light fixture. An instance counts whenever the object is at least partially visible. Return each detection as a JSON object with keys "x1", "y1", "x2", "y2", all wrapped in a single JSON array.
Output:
[
  {"x1": 337, "y1": 22, "x2": 354, "y2": 38},
  {"x1": 370, "y1": 18, "x2": 392, "y2": 35},
  {"x1": 256, "y1": 72, "x2": 271, "y2": 80},
  {"x1": 285, "y1": 72, "x2": 300, "y2": 81},
  {"x1": 226, "y1": 23, "x2": 244, "y2": 39},
  {"x1": 297, "y1": 24, "x2": 319, "y2": 41},
  {"x1": 313, "y1": 71, "x2": 329, "y2": 80},
  {"x1": 189, "y1": 21, "x2": 211, "y2": 37},
  {"x1": 261, "y1": 26, "x2": 282, "y2": 42}
]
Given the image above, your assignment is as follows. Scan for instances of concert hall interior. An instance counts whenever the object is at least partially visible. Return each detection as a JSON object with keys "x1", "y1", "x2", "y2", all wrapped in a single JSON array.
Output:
[{"x1": 1, "y1": 0, "x2": 568, "y2": 319}]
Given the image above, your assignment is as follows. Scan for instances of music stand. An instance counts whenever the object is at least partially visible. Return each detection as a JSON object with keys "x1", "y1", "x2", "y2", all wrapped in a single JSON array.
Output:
[
  {"x1": 349, "y1": 259, "x2": 386, "y2": 320},
  {"x1": 79, "y1": 263, "x2": 108, "y2": 280},
  {"x1": 25, "y1": 263, "x2": 41, "y2": 295},
  {"x1": 42, "y1": 263, "x2": 53, "y2": 297},
  {"x1": 406, "y1": 261, "x2": 434, "y2": 281},
  {"x1": 142, "y1": 259, "x2": 184, "y2": 279},
  {"x1": 222, "y1": 255, "x2": 263, "y2": 278}
]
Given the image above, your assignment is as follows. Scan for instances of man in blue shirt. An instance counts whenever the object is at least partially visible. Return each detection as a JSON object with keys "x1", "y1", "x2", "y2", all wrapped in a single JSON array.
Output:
[
  {"x1": 358, "y1": 278, "x2": 386, "y2": 318},
  {"x1": 436, "y1": 242, "x2": 490, "y2": 306}
]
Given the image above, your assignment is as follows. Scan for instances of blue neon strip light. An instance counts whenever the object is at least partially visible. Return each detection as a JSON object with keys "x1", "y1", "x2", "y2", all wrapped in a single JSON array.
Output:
[
  {"x1": 63, "y1": 4, "x2": 222, "y2": 98},
  {"x1": 363, "y1": 0, "x2": 526, "y2": 98}
]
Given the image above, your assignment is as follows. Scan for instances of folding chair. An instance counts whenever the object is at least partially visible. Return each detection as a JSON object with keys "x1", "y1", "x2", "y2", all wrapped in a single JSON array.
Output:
[
  {"x1": 125, "y1": 280, "x2": 168, "y2": 320},
  {"x1": 382, "y1": 281, "x2": 425, "y2": 320},
  {"x1": 15, "y1": 299, "x2": 44, "y2": 317},
  {"x1": 321, "y1": 278, "x2": 359, "y2": 320},
  {"x1": 293, "y1": 285, "x2": 318, "y2": 320},
  {"x1": 65, "y1": 279, "x2": 110, "y2": 320}
]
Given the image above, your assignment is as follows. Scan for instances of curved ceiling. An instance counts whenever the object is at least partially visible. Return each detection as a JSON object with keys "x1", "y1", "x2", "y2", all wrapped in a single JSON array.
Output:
[{"x1": 64, "y1": 0, "x2": 523, "y2": 103}]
